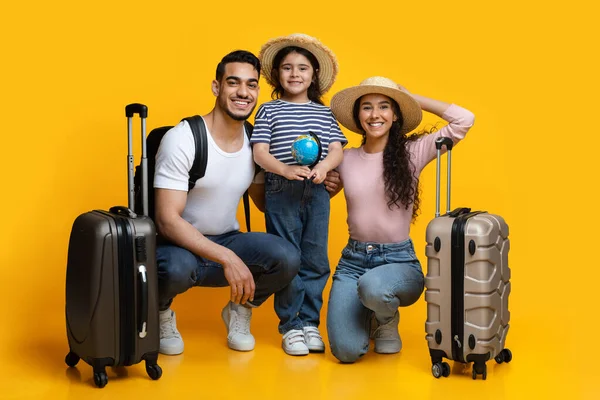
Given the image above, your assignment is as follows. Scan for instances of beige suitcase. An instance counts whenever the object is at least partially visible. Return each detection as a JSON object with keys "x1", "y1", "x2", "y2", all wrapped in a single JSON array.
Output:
[{"x1": 424, "y1": 137, "x2": 512, "y2": 380}]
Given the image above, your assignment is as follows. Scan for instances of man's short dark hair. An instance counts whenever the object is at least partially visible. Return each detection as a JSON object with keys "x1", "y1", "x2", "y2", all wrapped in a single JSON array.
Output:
[{"x1": 215, "y1": 50, "x2": 261, "y2": 82}]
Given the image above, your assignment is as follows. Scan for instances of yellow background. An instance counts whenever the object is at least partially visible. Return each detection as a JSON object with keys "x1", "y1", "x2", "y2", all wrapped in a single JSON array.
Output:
[{"x1": 1, "y1": 0, "x2": 597, "y2": 399}]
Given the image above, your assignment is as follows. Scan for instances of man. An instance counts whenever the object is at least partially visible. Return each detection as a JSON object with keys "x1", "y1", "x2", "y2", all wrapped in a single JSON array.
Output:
[{"x1": 154, "y1": 50, "x2": 301, "y2": 355}]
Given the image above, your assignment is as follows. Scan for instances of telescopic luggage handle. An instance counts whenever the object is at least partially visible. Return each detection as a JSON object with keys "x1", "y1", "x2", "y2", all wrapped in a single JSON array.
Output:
[
  {"x1": 125, "y1": 103, "x2": 149, "y2": 217},
  {"x1": 435, "y1": 137, "x2": 453, "y2": 217}
]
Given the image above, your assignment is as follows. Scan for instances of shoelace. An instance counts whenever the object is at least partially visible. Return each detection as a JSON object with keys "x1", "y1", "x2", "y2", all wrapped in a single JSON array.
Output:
[
  {"x1": 374, "y1": 320, "x2": 398, "y2": 339},
  {"x1": 160, "y1": 313, "x2": 179, "y2": 338},
  {"x1": 231, "y1": 309, "x2": 251, "y2": 334}
]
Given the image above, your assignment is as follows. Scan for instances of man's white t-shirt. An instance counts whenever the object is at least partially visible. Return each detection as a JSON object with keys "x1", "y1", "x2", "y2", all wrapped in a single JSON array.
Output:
[{"x1": 153, "y1": 118, "x2": 254, "y2": 235}]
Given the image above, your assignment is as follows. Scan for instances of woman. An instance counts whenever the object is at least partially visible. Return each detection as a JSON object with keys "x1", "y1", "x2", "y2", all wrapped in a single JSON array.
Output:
[{"x1": 325, "y1": 76, "x2": 475, "y2": 363}]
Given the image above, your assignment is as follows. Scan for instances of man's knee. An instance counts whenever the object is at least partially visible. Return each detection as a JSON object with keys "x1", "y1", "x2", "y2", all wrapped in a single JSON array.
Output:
[
  {"x1": 268, "y1": 238, "x2": 301, "y2": 280},
  {"x1": 157, "y1": 246, "x2": 198, "y2": 293}
]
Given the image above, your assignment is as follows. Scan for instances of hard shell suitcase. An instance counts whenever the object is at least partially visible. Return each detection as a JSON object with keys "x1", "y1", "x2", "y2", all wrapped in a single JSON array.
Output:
[
  {"x1": 424, "y1": 137, "x2": 512, "y2": 380},
  {"x1": 64, "y1": 103, "x2": 162, "y2": 388}
]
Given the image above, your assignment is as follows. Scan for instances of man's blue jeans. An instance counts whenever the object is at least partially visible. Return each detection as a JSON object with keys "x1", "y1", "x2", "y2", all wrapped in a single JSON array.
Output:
[
  {"x1": 265, "y1": 172, "x2": 331, "y2": 334},
  {"x1": 326, "y1": 238, "x2": 425, "y2": 363},
  {"x1": 157, "y1": 230, "x2": 301, "y2": 311}
]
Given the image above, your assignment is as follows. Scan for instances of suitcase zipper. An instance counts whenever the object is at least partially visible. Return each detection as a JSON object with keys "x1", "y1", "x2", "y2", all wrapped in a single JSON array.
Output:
[
  {"x1": 114, "y1": 216, "x2": 136, "y2": 366},
  {"x1": 450, "y1": 215, "x2": 466, "y2": 362},
  {"x1": 451, "y1": 211, "x2": 484, "y2": 363}
]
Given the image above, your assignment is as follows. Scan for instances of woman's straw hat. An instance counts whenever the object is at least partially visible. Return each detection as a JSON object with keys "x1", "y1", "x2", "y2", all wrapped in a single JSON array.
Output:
[{"x1": 330, "y1": 76, "x2": 423, "y2": 135}]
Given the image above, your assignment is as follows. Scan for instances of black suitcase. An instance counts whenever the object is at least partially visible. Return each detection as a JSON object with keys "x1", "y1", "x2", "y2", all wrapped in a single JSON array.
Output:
[{"x1": 64, "y1": 103, "x2": 162, "y2": 388}]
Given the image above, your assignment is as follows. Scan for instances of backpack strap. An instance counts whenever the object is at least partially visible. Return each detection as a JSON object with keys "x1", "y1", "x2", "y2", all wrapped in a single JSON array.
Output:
[
  {"x1": 242, "y1": 120, "x2": 255, "y2": 232},
  {"x1": 184, "y1": 115, "x2": 208, "y2": 191}
]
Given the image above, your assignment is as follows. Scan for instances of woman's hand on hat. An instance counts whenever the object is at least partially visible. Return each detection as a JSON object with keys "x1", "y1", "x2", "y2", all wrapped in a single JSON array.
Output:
[{"x1": 396, "y1": 84, "x2": 411, "y2": 94}]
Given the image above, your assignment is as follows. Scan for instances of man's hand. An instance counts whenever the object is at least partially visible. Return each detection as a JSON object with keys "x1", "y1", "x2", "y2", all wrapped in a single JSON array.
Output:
[
  {"x1": 222, "y1": 250, "x2": 255, "y2": 305},
  {"x1": 324, "y1": 169, "x2": 343, "y2": 195}
]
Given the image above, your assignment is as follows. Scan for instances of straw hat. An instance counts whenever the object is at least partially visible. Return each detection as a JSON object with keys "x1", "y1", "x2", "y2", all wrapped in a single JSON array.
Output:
[
  {"x1": 258, "y1": 33, "x2": 339, "y2": 93},
  {"x1": 330, "y1": 77, "x2": 423, "y2": 135}
]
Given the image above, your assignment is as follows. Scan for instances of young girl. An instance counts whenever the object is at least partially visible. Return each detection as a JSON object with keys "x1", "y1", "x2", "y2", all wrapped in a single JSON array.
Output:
[
  {"x1": 324, "y1": 76, "x2": 475, "y2": 363},
  {"x1": 251, "y1": 33, "x2": 347, "y2": 356}
]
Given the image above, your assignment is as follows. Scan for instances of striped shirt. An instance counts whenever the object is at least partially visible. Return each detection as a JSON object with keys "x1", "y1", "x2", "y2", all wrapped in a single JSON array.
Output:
[{"x1": 251, "y1": 100, "x2": 347, "y2": 165}]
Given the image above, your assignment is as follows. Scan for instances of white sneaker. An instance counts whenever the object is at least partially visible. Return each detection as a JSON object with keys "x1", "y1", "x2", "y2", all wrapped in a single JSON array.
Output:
[
  {"x1": 221, "y1": 302, "x2": 255, "y2": 352},
  {"x1": 374, "y1": 312, "x2": 402, "y2": 354},
  {"x1": 159, "y1": 309, "x2": 184, "y2": 355},
  {"x1": 303, "y1": 327, "x2": 325, "y2": 353},
  {"x1": 282, "y1": 329, "x2": 309, "y2": 356}
]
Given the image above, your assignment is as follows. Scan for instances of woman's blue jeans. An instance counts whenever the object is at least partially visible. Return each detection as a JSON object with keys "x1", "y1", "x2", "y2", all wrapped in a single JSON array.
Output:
[{"x1": 326, "y1": 238, "x2": 425, "y2": 363}]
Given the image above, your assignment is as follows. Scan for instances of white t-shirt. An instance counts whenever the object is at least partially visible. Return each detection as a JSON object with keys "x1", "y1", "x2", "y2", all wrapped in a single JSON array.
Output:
[{"x1": 153, "y1": 118, "x2": 255, "y2": 235}]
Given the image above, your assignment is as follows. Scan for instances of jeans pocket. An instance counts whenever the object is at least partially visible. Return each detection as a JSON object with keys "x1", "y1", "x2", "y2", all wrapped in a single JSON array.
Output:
[
  {"x1": 383, "y1": 249, "x2": 415, "y2": 264},
  {"x1": 266, "y1": 176, "x2": 284, "y2": 194}
]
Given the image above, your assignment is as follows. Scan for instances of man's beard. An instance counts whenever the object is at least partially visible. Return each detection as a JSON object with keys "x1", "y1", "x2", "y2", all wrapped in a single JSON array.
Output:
[
  {"x1": 219, "y1": 96, "x2": 255, "y2": 121},
  {"x1": 225, "y1": 108, "x2": 252, "y2": 121}
]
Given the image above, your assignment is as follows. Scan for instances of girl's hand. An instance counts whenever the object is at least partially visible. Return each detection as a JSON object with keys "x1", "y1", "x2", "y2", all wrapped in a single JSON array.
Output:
[
  {"x1": 310, "y1": 163, "x2": 328, "y2": 184},
  {"x1": 283, "y1": 165, "x2": 312, "y2": 181}
]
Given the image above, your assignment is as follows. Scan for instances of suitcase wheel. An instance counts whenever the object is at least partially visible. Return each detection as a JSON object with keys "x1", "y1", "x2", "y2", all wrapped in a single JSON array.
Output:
[
  {"x1": 431, "y1": 362, "x2": 450, "y2": 378},
  {"x1": 494, "y1": 348, "x2": 513, "y2": 364},
  {"x1": 94, "y1": 371, "x2": 108, "y2": 388},
  {"x1": 64, "y1": 352, "x2": 80, "y2": 368},
  {"x1": 472, "y1": 363, "x2": 487, "y2": 380},
  {"x1": 146, "y1": 363, "x2": 162, "y2": 380}
]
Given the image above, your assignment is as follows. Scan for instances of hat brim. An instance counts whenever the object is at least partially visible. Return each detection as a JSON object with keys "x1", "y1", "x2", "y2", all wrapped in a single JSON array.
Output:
[
  {"x1": 330, "y1": 85, "x2": 423, "y2": 135},
  {"x1": 259, "y1": 35, "x2": 338, "y2": 94}
]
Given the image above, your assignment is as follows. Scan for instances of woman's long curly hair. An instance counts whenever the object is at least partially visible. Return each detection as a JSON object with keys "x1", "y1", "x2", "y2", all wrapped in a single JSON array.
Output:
[{"x1": 352, "y1": 96, "x2": 427, "y2": 222}]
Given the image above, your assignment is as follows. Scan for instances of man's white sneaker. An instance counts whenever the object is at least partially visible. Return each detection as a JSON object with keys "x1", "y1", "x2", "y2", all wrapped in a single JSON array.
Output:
[
  {"x1": 303, "y1": 327, "x2": 325, "y2": 353},
  {"x1": 221, "y1": 302, "x2": 255, "y2": 352},
  {"x1": 159, "y1": 309, "x2": 184, "y2": 355},
  {"x1": 282, "y1": 329, "x2": 309, "y2": 356},
  {"x1": 374, "y1": 312, "x2": 402, "y2": 354}
]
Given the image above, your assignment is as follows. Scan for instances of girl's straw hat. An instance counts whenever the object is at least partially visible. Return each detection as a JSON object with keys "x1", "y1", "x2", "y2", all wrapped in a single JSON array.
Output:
[
  {"x1": 330, "y1": 76, "x2": 423, "y2": 135},
  {"x1": 259, "y1": 33, "x2": 339, "y2": 93}
]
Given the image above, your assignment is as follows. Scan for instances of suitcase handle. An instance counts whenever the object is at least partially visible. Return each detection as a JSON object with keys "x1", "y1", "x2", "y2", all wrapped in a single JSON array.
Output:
[
  {"x1": 137, "y1": 265, "x2": 148, "y2": 338},
  {"x1": 435, "y1": 137, "x2": 453, "y2": 217},
  {"x1": 126, "y1": 104, "x2": 149, "y2": 216},
  {"x1": 109, "y1": 206, "x2": 137, "y2": 219},
  {"x1": 448, "y1": 207, "x2": 471, "y2": 218},
  {"x1": 125, "y1": 103, "x2": 148, "y2": 119}
]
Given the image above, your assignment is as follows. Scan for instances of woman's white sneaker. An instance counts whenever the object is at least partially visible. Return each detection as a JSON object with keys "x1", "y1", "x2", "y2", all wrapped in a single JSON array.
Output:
[{"x1": 373, "y1": 312, "x2": 402, "y2": 354}]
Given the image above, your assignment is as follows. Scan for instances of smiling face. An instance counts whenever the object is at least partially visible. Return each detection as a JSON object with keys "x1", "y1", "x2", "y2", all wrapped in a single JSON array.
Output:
[
  {"x1": 357, "y1": 93, "x2": 398, "y2": 140},
  {"x1": 213, "y1": 62, "x2": 259, "y2": 121},
  {"x1": 278, "y1": 51, "x2": 315, "y2": 102}
]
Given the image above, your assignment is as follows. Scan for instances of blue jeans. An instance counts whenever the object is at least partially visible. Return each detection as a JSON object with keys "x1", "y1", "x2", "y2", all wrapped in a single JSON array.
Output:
[
  {"x1": 265, "y1": 172, "x2": 331, "y2": 334},
  {"x1": 326, "y1": 238, "x2": 425, "y2": 363},
  {"x1": 156, "y1": 230, "x2": 301, "y2": 311}
]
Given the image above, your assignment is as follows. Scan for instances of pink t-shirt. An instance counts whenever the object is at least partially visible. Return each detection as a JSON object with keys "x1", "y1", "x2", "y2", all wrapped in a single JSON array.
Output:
[{"x1": 338, "y1": 104, "x2": 475, "y2": 243}]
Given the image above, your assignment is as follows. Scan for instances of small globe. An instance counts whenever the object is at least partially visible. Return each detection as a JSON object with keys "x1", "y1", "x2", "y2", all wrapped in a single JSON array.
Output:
[{"x1": 291, "y1": 134, "x2": 320, "y2": 166}]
